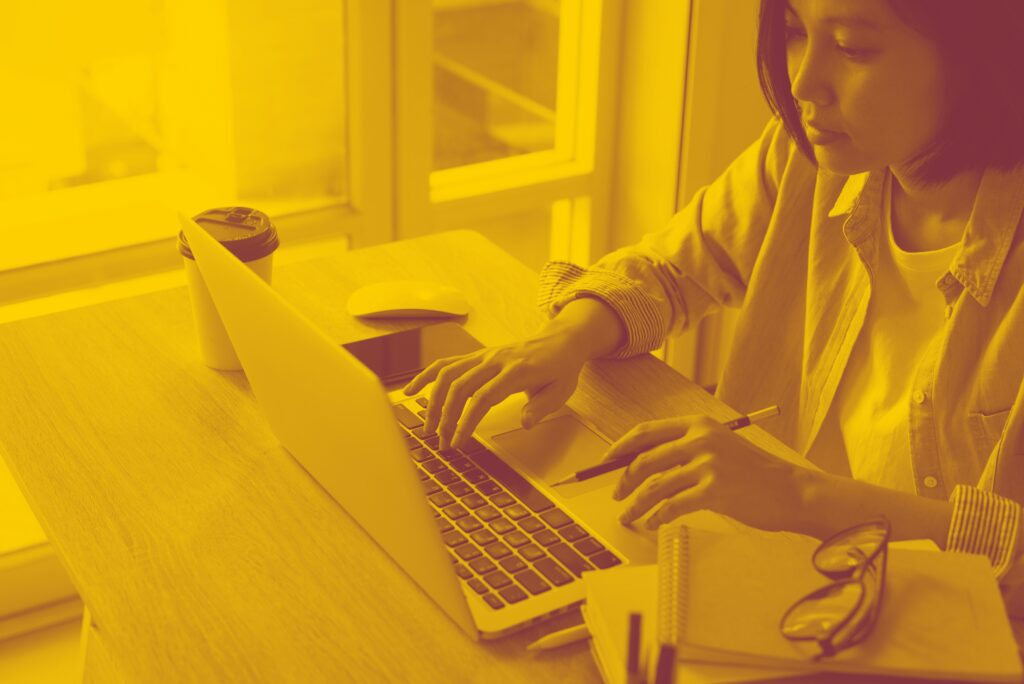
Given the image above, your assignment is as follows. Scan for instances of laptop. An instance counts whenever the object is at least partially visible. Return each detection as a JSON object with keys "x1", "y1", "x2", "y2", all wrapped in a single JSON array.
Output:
[{"x1": 179, "y1": 215, "x2": 656, "y2": 639}]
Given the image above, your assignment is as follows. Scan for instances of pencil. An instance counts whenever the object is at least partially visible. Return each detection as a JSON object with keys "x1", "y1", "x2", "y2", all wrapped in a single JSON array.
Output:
[{"x1": 551, "y1": 405, "x2": 780, "y2": 486}]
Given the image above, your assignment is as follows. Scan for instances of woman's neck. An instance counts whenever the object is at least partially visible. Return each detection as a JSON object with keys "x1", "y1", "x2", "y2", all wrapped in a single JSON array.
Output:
[{"x1": 889, "y1": 166, "x2": 982, "y2": 252}]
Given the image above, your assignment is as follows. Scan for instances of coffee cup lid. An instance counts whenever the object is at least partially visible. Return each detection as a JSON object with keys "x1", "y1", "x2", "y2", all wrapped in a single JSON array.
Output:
[{"x1": 178, "y1": 207, "x2": 279, "y2": 262}]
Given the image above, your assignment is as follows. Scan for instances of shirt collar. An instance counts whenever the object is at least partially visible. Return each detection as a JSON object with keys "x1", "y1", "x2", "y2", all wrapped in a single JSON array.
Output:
[{"x1": 826, "y1": 164, "x2": 1024, "y2": 306}]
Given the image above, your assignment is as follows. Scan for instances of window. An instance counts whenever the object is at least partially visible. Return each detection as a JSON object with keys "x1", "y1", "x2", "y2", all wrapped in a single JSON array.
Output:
[
  {"x1": 1, "y1": 0, "x2": 389, "y2": 309},
  {"x1": 0, "y1": 1, "x2": 620, "y2": 314}
]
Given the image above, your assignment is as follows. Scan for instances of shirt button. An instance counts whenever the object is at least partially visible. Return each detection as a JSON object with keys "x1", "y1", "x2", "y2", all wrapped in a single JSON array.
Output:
[
  {"x1": 912, "y1": 390, "x2": 926, "y2": 404},
  {"x1": 923, "y1": 476, "x2": 939, "y2": 489}
]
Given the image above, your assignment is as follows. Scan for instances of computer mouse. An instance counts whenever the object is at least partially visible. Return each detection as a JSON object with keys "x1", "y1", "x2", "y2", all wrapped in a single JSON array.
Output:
[{"x1": 346, "y1": 280, "x2": 471, "y2": 319}]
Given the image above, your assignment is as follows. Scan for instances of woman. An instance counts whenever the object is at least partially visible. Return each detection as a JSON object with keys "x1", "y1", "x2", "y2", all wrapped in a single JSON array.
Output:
[{"x1": 405, "y1": 0, "x2": 1024, "y2": 604}]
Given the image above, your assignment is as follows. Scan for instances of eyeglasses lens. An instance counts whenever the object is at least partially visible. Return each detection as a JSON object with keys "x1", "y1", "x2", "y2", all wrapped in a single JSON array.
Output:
[
  {"x1": 781, "y1": 580, "x2": 863, "y2": 639},
  {"x1": 813, "y1": 525, "x2": 886, "y2": 576}
]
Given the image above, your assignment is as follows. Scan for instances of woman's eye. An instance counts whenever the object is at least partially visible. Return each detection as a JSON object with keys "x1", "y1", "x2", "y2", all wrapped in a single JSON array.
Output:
[{"x1": 837, "y1": 44, "x2": 875, "y2": 59}]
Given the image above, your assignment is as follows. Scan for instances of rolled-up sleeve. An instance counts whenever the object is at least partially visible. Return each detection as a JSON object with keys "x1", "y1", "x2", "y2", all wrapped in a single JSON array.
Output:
[{"x1": 537, "y1": 117, "x2": 794, "y2": 358}]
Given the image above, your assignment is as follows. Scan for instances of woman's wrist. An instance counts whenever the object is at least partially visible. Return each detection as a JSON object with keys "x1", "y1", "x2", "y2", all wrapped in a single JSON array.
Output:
[
  {"x1": 788, "y1": 464, "x2": 953, "y2": 545},
  {"x1": 541, "y1": 295, "x2": 626, "y2": 361}
]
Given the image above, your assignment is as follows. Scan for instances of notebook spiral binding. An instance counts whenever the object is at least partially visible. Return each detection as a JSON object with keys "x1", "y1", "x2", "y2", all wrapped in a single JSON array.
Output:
[{"x1": 657, "y1": 525, "x2": 688, "y2": 649}]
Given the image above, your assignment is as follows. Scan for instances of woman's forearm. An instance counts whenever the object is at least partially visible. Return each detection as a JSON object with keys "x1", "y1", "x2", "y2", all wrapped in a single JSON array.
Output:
[
  {"x1": 792, "y1": 467, "x2": 953, "y2": 547},
  {"x1": 542, "y1": 295, "x2": 627, "y2": 362}
]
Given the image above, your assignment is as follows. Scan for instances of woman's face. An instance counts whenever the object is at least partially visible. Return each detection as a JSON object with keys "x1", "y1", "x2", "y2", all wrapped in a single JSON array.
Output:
[{"x1": 784, "y1": 0, "x2": 946, "y2": 176}]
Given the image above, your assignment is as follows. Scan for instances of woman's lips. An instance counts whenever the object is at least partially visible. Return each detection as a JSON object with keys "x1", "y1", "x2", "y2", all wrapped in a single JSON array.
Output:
[{"x1": 805, "y1": 124, "x2": 846, "y2": 145}]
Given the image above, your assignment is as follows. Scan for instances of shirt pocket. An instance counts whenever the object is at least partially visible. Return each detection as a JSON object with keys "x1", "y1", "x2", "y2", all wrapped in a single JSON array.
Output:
[{"x1": 968, "y1": 406, "x2": 1013, "y2": 459}]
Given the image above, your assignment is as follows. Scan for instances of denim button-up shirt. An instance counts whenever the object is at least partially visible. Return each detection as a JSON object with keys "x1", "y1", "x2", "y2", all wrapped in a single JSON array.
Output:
[{"x1": 537, "y1": 118, "x2": 1024, "y2": 589}]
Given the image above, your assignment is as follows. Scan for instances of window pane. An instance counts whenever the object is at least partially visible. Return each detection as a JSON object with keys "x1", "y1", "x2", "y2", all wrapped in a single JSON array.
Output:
[
  {"x1": 1, "y1": 0, "x2": 348, "y2": 268},
  {"x1": 433, "y1": 0, "x2": 561, "y2": 171}
]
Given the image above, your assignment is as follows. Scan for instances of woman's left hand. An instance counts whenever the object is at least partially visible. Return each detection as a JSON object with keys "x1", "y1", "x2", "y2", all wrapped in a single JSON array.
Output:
[{"x1": 611, "y1": 415, "x2": 808, "y2": 532}]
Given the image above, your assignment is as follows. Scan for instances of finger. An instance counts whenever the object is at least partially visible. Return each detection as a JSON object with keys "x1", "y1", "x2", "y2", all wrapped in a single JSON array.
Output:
[
  {"x1": 521, "y1": 375, "x2": 576, "y2": 429},
  {"x1": 404, "y1": 354, "x2": 471, "y2": 395},
  {"x1": 424, "y1": 355, "x2": 484, "y2": 435},
  {"x1": 600, "y1": 417, "x2": 695, "y2": 464},
  {"x1": 450, "y1": 367, "x2": 523, "y2": 449},
  {"x1": 437, "y1": 362, "x2": 503, "y2": 450},
  {"x1": 618, "y1": 454, "x2": 709, "y2": 525},
  {"x1": 642, "y1": 475, "x2": 714, "y2": 530},
  {"x1": 613, "y1": 435, "x2": 704, "y2": 500}
]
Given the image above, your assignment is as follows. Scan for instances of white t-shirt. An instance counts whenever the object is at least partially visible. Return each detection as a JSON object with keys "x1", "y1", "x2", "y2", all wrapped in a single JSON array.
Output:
[{"x1": 812, "y1": 173, "x2": 959, "y2": 490}]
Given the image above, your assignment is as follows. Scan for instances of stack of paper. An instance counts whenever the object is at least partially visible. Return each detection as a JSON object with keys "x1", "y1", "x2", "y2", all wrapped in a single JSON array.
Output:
[{"x1": 0, "y1": 458, "x2": 81, "y2": 641}]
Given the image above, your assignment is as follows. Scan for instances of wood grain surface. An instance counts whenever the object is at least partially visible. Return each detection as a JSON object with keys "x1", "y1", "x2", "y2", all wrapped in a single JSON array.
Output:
[{"x1": 0, "y1": 230, "x2": 801, "y2": 683}]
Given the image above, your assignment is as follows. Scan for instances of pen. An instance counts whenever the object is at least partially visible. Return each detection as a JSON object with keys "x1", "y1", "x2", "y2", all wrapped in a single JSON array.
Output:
[
  {"x1": 525, "y1": 622, "x2": 590, "y2": 651},
  {"x1": 626, "y1": 612, "x2": 642, "y2": 684},
  {"x1": 551, "y1": 405, "x2": 780, "y2": 486}
]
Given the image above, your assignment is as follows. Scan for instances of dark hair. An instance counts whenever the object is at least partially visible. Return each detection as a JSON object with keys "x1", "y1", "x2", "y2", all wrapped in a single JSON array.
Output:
[{"x1": 757, "y1": 0, "x2": 1024, "y2": 185}]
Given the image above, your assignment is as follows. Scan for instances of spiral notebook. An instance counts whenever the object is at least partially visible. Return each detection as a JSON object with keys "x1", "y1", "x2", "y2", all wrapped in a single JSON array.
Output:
[{"x1": 656, "y1": 525, "x2": 1022, "y2": 682}]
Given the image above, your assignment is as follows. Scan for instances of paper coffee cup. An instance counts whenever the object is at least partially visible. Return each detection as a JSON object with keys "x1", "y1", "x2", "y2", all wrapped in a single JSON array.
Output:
[{"x1": 178, "y1": 207, "x2": 279, "y2": 370}]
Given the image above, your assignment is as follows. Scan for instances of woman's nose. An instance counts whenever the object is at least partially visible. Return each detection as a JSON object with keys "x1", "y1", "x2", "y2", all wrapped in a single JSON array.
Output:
[{"x1": 790, "y1": 45, "x2": 833, "y2": 108}]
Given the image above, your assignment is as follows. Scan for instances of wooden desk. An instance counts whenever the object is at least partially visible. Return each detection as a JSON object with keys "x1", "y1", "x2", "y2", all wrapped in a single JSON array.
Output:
[{"x1": 0, "y1": 230, "x2": 893, "y2": 682}]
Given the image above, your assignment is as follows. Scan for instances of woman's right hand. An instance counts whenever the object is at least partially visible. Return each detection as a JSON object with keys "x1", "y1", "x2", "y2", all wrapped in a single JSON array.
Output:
[{"x1": 402, "y1": 324, "x2": 591, "y2": 451}]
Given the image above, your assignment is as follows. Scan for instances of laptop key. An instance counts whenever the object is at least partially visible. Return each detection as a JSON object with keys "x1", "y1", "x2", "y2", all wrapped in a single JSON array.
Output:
[
  {"x1": 490, "y1": 493, "x2": 515, "y2": 508},
  {"x1": 483, "y1": 570, "x2": 513, "y2": 589},
  {"x1": 455, "y1": 564, "x2": 473, "y2": 579},
  {"x1": 483, "y1": 541, "x2": 513, "y2": 559},
  {"x1": 455, "y1": 544, "x2": 482, "y2": 561},
  {"x1": 449, "y1": 457, "x2": 475, "y2": 473},
  {"x1": 533, "y1": 529, "x2": 560, "y2": 546},
  {"x1": 519, "y1": 517, "x2": 545, "y2": 534},
  {"x1": 573, "y1": 537, "x2": 605, "y2": 556},
  {"x1": 463, "y1": 468, "x2": 488, "y2": 484},
  {"x1": 590, "y1": 551, "x2": 622, "y2": 569},
  {"x1": 476, "y1": 505, "x2": 501, "y2": 522},
  {"x1": 456, "y1": 516, "x2": 483, "y2": 533},
  {"x1": 393, "y1": 404, "x2": 423, "y2": 429},
  {"x1": 519, "y1": 544, "x2": 546, "y2": 562},
  {"x1": 421, "y1": 479, "x2": 442, "y2": 495},
  {"x1": 559, "y1": 524, "x2": 588, "y2": 542},
  {"x1": 442, "y1": 530, "x2": 467, "y2": 547},
  {"x1": 410, "y1": 447, "x2": 432, "y2": 462},
  {"x1": 416, "y1": 397, "x2": 429, "y2": 408},
  {"x1": 443, "y1": 503, "x2": 470, "y2": 520},
  {"x1": 462, "y1": 493, "x2": 487, "y2": 509},
  {"x1": 534, "y1": 558, "x2": 573, "y2": 587},
  {"x1": 436, "y1": 470, "x2": 460, "y2": 485},
  {"x1": 549, "y1": 543, "x2": 594, "y2": 578},
  {"x1": 468, "y1": 578, "x2": 488, "y2": 594},
  {"x1": 437, "y1": 448, "x2": 461, "y2": 462},
  {"x1": 540, "y1": 509, "x2": 573, "y2": 529},
  {"x1": 402, "y1": 434, "x2": 420, "y2": 449},
  {"x1": 448, "y1": 481, "x2": 473, "y2": 497},
  {"x1": 424, "y1": 435, "x2": 441, "y2": 450},
  {"x1": 470, "y1": 529, "x2": 498, "y2": 546},
  {"x1": 469, "y1": 558, "x2": 497, "y2": 575},
  {"x1": 422, "y1": 459, "x2": 448, "y2": 474},
  {"x1": 498, "y1": 585, "x2": 529, "y2": 604},
  {"x1": 436, "y1": 518, "x2": 454, "y2": 534},
  {"x1": 490, "y1": 519, "x2": 516, "y2": 535},
  {"x1": 504, "y1": 504, "x2": 530, "y2": 521},
  {"x1": 513, "y1": 569, "x2": 551, "y2": 595},
  {"x1": 503, "y1": 531, "x2": 530, "y2": 548},
  {"x1": 499, "y1": 556, "x2": 527, "y2": 574},
  {"x1": 467, "y1": 448, "x2": 555, "y2": 513},
  {"x1": 428, "y1": 491, "x2": 455, "y2": 508},
  {"x1": 412, "y1": 425, "x2": 437, "y2": 440},
  {"x1": 482, "y1": 594, "x2": 504, "y2": 610},
  {"x1": 458, "y1": 437, "x2": 486, "y2": 453},
  {"x1": 476, "y1": 480, "x2": 502, "y2": 496}
]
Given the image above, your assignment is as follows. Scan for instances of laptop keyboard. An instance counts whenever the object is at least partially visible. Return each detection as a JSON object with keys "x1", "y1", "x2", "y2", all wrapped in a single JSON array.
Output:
[{"x1": 393, "y1": 399, "x2": 623, "y2": 610}]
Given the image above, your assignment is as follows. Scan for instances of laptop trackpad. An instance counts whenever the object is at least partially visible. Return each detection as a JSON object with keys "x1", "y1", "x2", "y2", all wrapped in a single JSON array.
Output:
[{"x1": 490, "y1": 415, "x2": 616, "y2": 498}]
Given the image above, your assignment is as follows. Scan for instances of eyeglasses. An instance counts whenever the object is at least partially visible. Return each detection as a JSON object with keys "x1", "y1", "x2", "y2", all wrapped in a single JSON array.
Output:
[{"x1": 779, "y1": 517, "x2": 890, "y2": 659}]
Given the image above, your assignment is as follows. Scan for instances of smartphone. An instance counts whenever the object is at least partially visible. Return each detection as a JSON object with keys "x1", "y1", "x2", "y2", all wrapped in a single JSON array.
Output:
[{"x1": 341, "y1": 322, "x2": 483, "y2": 389}]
